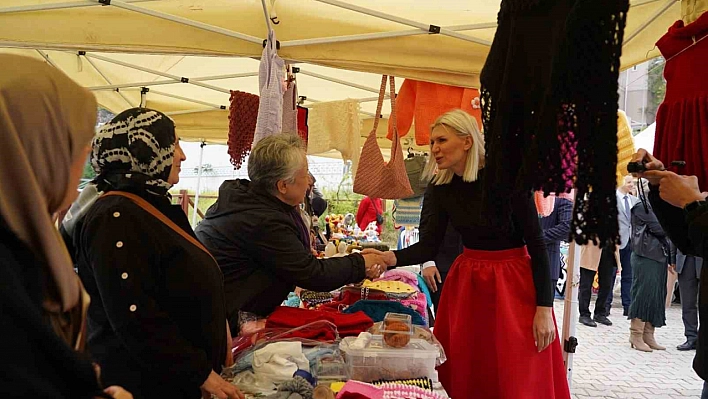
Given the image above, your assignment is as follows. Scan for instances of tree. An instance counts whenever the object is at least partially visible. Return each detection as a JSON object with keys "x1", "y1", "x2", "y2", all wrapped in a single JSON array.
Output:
[
  {"x1": 645, "y1": 57, "x2": 666, "y2": 125},
  {"x1": 82, "y1": 158, "x2": 96, "y2": 180}
]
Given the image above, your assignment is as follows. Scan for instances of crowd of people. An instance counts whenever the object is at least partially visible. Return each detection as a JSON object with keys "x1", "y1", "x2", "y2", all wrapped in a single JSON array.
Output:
[{"x1": 2, "y1": 52, "x2": 707, "y2": 399}]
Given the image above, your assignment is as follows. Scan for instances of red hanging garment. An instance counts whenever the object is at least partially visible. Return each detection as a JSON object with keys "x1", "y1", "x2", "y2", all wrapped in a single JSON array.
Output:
[
  {"x1": 227, "y1": 91, "x2": 260, "y2": 169},
  {"x1": 654, "y1": 13, "x2": 708, "y2": 189},
  {"x1": 297, "y1": 105, "x2": 309, "y2": 145}
]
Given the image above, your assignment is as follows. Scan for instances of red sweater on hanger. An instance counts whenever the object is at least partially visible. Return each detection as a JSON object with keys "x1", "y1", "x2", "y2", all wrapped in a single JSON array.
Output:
[
  {"x1": 386, "y1": 79, "x2": 482, "y2": 146},
  {"x1": 654, "y1": 12, "x2": 708, "y2": 189}
]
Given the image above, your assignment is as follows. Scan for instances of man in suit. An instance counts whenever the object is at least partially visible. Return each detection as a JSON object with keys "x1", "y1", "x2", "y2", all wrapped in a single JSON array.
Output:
[
  {"x1": 677, "y1": 248, "x2": 703, "y2": 350},
  {"x1": 607, "y1": 175, "x2": 640, "y2": 316},
  {"x1": 540, "y1": 196, "x2": 573, "y2": 297}
]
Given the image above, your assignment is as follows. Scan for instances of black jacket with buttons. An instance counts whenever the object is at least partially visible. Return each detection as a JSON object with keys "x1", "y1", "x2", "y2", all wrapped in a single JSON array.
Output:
[
  {"x1": 195, "y1": 179, "x2": 366, "y2": 331},
  {"x1": 64, "y1": 186, "x2": 227, "y2": 399}
]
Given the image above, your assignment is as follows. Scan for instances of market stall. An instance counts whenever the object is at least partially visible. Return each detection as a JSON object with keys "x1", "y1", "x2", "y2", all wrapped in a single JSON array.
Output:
[{"x1": 1, "y1": 0, "x2": 705, "y2": 398}]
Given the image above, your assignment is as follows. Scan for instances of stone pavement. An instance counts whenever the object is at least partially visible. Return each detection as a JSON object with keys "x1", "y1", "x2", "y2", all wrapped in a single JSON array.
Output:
[{"x1": 553, "y1": 293, "x2": 703, "y2": 399}]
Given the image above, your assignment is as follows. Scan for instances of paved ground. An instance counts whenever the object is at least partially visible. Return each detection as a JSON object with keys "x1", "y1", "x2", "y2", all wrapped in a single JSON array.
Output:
[{"x1": 554, "y1": 287, "x2": 703, "y2": 399}]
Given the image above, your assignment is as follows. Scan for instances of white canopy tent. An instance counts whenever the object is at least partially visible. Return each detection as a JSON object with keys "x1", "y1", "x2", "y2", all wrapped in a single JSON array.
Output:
[
  {"x1": 0, "y1": 0, "x2": 687, "y2": 149},
  {"x1": 634, "y1": 122, "x2": 657, "y2": 153}
]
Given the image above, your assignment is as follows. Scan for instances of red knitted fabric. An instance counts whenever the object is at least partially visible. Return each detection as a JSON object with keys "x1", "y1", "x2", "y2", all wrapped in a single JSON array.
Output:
[
  {"x1": 297, "y1": 105, "x2": 309, "y2": 145},
  {"x1": 228, "y1": 91, "x2": 260, "y2": 169},
  {"x1": 265, "y1": 306, "x2": 374, "y2": 340},
  {"x1": 654, "y1": 13, "x2": 708, "y2": 189}
]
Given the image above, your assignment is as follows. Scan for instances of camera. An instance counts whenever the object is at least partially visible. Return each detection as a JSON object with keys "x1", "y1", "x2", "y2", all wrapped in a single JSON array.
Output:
[{"x1": 627, "y1": 161, "x2": 647, "y2": 173}]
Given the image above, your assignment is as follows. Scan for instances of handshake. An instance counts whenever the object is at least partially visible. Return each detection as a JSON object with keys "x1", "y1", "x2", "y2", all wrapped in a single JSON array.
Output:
[
  {"x1": 360, "y1": 249, "x2": 398, "y2": 279},
  {"x1": 631, "y1": 149, "x2": 708, "y2": 208}
]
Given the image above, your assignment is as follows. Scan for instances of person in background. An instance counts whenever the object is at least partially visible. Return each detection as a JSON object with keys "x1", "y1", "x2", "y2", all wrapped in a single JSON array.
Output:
[
  {"x1": 0, "y1": 54, "x2": 132, "y2": 399},
  {"x1": 363, "y1": 110, "x2": 569, "y2": 398},
  {"x1": 195, "y1": 135, "x2": 387, "y2": 332},
  {"x1": 63, "y1": 108, "x2": 242, "y2": 399},
  {"x1": 356, "y1": 196, "x2": 384, "y2": 235},
  {"x1": 578, "y1": 243, "x2": 620, "y2": 327},
  {"x1": 311, "y1": 196, "x2": 329, "y2": 250},
  {"x1": 627, "y1": 178, "x2": 675, "y2": 352},
  {"x1": 608, "y1": 175, "x2": 640, "y2": 316},
  {"x1": 676, "y1": 249, "x2": 703, "y2": 351},
  {"x1": 633, "y1": 149, "x2": 708, "y2": 397},
  {"x1": 540, "y1": 194, "x2": 573, "y2": 297},
  {"x1": 421, "y1": 222, "x2": 463, "y2": 326}
]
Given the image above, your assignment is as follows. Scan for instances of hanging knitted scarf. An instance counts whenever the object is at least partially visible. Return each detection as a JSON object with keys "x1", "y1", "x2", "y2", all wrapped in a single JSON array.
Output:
[
  {"x1": 480, "y1": 0, "x2": 629, "y2": 248},
  {"x1": 91, "y1": 108, "x2": 176, "y2": 197},
  {"x1": 228, "y1": 90, "x2": 260, "y2": 169}
]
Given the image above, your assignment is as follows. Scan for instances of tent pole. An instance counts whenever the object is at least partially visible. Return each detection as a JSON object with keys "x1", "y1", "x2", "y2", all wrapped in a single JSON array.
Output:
[
  {"x1": 192, "y1": 141, "x2": 206, "y2": 226},
  {"x1": 140, "y1": 88, "x2": 147, "y2": 108},
  {"x1": 148, "y1": 89, "x2": 226, "y2": 109},
  {"x1": 102, "y1": 0, "x2": 263, "y2": 45},
  {"x1": 0, "y1": 0, "x2": 155, "y2": 14},
  {"x1": 623, "y1": 0, "x2": 674, "y2": 46},
  {"x1": 561, "y1": 241, "x2": 580, "y2": 391},
  {"x1": 84, "y1": 53, "x2": 232, "y2": 94},
  {"x1": 312, "y1": 0, "x2": 491, "y2": 46},
  {"x1": 87, "y1": 72, "x2": 259, "y2": 92},
  {"x1": 165, "y1": 108, "x2": 220, "y2": 116},
  {"x1": 260, "y1": 0, "x2": 273, "y2": 33},
  {"x1": 83, "y1": 55, "x2": 135, "y2": 108},
  {"x1": 299, "y1": 70, "x2": 389, "y2": 96},
  {"x1": 281, "y1": 22, "x2": 497, "y2": 47},
  {"x1": 35, "y1": 50, "x2": 58, "y2": 68}
]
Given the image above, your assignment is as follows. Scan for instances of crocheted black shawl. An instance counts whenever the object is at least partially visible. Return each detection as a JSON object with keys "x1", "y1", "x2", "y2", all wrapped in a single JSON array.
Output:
[{"x1": 480, "y1": 0, "x2": 630, "y2": 248}]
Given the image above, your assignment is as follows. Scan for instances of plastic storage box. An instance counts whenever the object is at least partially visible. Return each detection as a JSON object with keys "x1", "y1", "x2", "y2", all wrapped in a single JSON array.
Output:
[
  {"x1": 381, "y1": 313, "x2": 413, "y2": 348},
  {"x1": 339, "y1": 335, "x2": 439, "y2": 382}
]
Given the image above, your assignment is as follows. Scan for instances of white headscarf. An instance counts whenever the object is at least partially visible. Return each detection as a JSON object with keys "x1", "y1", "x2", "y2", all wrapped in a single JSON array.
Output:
[{"x1": 0, "y1": 54, "x2": 97, "y2": 313}]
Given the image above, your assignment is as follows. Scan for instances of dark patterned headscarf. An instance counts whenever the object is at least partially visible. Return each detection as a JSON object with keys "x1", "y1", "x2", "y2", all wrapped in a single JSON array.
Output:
[{"x1": 91, "y1": 108, "x2": 176, "y2": 196}]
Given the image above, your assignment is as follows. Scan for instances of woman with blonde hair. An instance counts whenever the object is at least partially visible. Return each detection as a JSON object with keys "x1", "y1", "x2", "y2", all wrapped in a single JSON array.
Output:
[{"x1": 366, "y1": 109, "x2": 570, "y2": 398}]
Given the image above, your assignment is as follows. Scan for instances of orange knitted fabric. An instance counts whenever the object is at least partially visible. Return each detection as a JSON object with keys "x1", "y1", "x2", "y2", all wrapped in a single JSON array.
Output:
[{"x1": 386, "y1": 79, "x2": 482, "y2": 145}]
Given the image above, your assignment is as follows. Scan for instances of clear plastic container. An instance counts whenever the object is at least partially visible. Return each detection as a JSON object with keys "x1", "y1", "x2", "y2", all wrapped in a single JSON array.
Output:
[
  {"x1": 314, "y1": 352, "x2": 350, "y2": 384},
  {"x1": 339, "y1": 335, "x2": 439, "y2": 382},
  {"x1": 381, "y1": 313, "x2": 413, "y2": 348}
]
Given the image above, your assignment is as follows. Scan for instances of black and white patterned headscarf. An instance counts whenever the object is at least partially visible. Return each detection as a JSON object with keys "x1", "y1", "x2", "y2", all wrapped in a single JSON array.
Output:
[{"x1": 91, "y1": 108, "x2": 176, "y2": 196}]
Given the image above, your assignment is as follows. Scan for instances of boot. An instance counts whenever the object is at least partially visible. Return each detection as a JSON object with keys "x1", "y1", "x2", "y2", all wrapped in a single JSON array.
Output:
[
  {"x1": 643, "y1": 323, "x2": 666, "y2": 350},
  {"x1": 629, "y1": 319, "x2": 653, "y2": 352}
]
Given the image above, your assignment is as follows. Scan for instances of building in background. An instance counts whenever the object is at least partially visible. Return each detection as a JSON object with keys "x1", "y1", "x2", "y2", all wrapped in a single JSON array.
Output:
[{"x1": 618, "y1": 57, "x2": 666, "y2": 133}]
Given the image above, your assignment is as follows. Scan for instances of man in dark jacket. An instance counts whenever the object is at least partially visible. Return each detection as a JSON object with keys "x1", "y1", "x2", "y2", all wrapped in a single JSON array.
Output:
[
  {"x1": 195, "y1": 135, "x2": 386, "y2": 331},
  {"x1": 636, "y1": 149, "x2": 708, "y2": 396},
  {"x1": 540, "y1": 196, "x2": 573, "y2": 298}
]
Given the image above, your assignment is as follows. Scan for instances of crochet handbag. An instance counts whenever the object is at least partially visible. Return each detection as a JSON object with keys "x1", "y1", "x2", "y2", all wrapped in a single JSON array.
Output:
[{"x1": 353, "y1": 76, "x2": 413, "y2": 199}]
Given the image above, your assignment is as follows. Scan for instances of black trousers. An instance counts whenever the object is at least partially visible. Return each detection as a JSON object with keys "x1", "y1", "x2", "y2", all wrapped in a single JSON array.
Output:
[
  {"x1": 679, "y1": 257, "x2": 701, "y2": 343},
  {"x1": 428, "y1": 270, "x2": 449, "y2": 327},
  {"x1": 579, "y1": 248, "x2": 617, "y2": 318}
]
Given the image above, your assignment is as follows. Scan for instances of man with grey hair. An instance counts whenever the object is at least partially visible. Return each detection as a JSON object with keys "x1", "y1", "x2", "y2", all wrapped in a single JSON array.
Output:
[{"x1": 196, "y1": 134, "x2": 387, "y2": 331}]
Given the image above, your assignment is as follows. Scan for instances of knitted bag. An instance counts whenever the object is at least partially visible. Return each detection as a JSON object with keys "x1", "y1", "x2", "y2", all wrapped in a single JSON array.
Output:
[{"x1": 353, "y1": 76, "x2": 413, "y2": 199}]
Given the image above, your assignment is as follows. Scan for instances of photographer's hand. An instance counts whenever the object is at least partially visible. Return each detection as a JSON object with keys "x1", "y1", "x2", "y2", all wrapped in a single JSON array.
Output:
[{"x1": 631, "y1": 149, "x2": 665, "y2": 185}]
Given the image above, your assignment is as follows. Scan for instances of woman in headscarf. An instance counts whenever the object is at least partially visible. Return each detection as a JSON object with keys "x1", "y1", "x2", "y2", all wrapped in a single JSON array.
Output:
[
  {"x1": 0, "y1": 54, "x2": 131, "y2": 398},
  {"x1": 62, "y1": 108, "x2": 243, "y2": 399}
]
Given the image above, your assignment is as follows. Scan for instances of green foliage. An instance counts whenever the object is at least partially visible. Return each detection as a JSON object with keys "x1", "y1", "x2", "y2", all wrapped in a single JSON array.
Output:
[
  {"x1": 82, "y1": 158, "x2": 96, "y2": 180},
  {"x1": 646, "y1": 58, "x2": 666, "y2": 124}
]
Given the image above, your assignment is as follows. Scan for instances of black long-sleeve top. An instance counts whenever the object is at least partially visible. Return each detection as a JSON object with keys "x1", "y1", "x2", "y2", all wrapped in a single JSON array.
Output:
[
  {"x1": 395, "y1": 172, "x2": 553, "y2": 307},
  {"x1": 66, "y1": 185, "x2": 227, "y2": 399}
]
